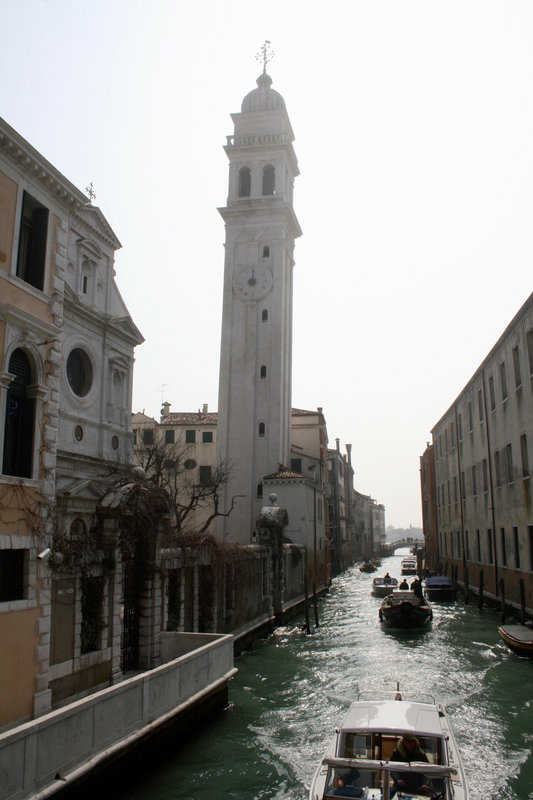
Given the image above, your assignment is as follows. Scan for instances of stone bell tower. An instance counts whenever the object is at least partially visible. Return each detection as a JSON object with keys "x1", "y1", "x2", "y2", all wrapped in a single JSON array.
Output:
[{"x1": 216, "y1": 49, "x2": 301, "y2": 544}]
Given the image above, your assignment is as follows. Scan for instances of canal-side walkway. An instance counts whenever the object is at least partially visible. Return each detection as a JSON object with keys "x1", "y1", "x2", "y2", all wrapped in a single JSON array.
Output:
[{"x1": 0, "y1": 633, "x2": 235, "y2": 800}]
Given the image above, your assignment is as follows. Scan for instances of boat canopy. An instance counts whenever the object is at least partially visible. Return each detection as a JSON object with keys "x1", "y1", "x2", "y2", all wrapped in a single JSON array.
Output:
[{"x1": 339, "y1": 700, "x2": 445, "y2": 739}]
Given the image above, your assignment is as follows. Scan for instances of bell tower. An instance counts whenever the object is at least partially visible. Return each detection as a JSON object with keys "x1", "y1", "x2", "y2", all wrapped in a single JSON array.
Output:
[{"x1": 216, "y1": 52, "x2": 301, "y2": 543}]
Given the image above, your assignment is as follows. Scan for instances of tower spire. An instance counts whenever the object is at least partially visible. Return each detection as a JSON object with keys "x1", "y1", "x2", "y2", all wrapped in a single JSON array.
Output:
[{"x1": 255, "y1": 40, "x2": 274, "y2": 75}]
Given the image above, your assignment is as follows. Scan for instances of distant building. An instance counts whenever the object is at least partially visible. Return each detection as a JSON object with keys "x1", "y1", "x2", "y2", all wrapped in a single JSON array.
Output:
[{"x1": 422, "y1": 293, "x2": 533, "y2": 612}]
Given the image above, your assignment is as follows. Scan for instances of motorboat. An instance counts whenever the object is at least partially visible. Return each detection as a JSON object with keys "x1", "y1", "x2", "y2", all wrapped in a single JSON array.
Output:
[
  {"x1": 309, "y1": 689, "x2": 468, "y2": 800},
  {"x1": 425, "y1": 575, "x2": 455, "y2": 603},
  {"x1": 400, "y1": 557, "x2": 417, "y2": 575},
  {"x1": 360, "y1": 561, "x2": 377, "y2": 573},
  {"x1": 371, "y1": 576, "x2": 398, "y2": 597},
  {"x1": 379, "y1": 590, "x2": 432, "y2": 629},
  {"x1": 498, "y1": 623, "x2": 533, "y2": 657}
]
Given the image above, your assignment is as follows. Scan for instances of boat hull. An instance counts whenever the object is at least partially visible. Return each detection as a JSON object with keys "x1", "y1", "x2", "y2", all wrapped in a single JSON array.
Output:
[
  {"x1": 426, "y1": 587, "x2": 455, "y2": 602},
  {"x1": 380, "y1": 601, "x2": 432, "y2": 628},
  {"x1": 498, "y1": 624, "x2": 533, "y2": 657}
]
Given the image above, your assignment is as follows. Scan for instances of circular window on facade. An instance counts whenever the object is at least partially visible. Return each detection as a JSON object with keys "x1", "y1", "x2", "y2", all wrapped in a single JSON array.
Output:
[
  {"x1": 184, "y1": 459, "x2": 197, "y2": 470},
  {"x1": 111, "y1": 435, "x2": 119, "y2": 450},
  {"x1": 66, "y1": 348, "x2": 93, "y2": 397},
  {"x1": 74, "y1": 424, "x2": 84, "y2": 441}
]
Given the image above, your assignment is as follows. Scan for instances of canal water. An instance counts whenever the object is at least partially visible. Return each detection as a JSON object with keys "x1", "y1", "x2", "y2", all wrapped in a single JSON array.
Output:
[{"x1": 114, "y1": 552, "x2": 533, "y2": 800}]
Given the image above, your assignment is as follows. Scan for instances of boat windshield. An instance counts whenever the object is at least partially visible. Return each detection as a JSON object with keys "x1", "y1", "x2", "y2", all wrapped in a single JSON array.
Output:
[{"x1": 322, "y1": 762, "x2": 451, "y2": 800}]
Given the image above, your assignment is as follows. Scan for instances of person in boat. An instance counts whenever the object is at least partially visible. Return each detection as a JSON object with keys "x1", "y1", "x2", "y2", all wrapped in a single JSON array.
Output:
[
  {"x1": 411, "y1": 577, "x2": 423, "y2": 599},
  {"x1": 399, "y1": 578, "x2": 409, "y2": 589},
  {"x1": 390, "y1": 733, "x2": 432, "y2": 796},
  {"x1": 330, "y1": 766, "x2": 364, "y2": 797},
  {"x1": 384, "y1": 573, "x2": 392, "y2": 583}
]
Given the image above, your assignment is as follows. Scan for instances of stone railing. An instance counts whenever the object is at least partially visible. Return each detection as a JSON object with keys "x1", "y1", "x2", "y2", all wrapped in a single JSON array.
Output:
[{"x1": 0, "y1": 632, "x2": 235, "y2": 800}]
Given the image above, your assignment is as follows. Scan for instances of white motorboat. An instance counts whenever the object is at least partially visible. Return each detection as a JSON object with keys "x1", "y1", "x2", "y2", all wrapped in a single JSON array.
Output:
[
  {"x1": 371, "y1": 576, "x2": 398, "y2": 598},
  {"x1": 379, "y1": 590, "x2": 432, "y2": 629},
  {"x1": 401, "y1": 557, "x2": 417, "y2": 575},
  {"x1": 309, "y1": 690, "x2": 468, "y2": 800}
]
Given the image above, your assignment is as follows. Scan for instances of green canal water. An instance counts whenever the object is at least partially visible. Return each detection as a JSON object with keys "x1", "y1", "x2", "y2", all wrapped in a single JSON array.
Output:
[{"x1": 114, "y1": 552, "x2": 533, "y2": 800}]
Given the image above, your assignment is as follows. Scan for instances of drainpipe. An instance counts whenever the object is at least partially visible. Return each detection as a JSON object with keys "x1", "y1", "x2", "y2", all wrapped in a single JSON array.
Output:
[
  {"x1": 481, "y1": 370, "x2": 499, "y2": 592},
  {"x1": 454, "y1": 406, "x2": 466, "y2": 575}
]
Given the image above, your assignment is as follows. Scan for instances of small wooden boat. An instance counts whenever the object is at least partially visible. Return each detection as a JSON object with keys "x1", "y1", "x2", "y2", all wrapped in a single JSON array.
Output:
[
  {"x1": 379, "y1": 590, "x2": 432, "y2": 629},
  {"x1": 498, "y1": 624, "x2": 533, "y2": 657},
  {"x1": 309, "y1": 689, "x2": 468, "y2": 800},
  {"x1": 371, "y1": 576, "x2": 398, "y2": 597},
  {"x1": 425, "y1": 575, "x2": 455, "y2": 602},
  {"x1": 401, "y1": 557, "x2": 417, "y2": 575},
  {"x1": 359, "y1": 561, "x2": 377, "y2": 573}
]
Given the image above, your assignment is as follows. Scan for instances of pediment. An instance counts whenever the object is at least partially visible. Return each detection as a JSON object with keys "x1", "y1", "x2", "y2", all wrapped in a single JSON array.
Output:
[
  {"x1": 58, "y1": 478, "x2": 107, "y2": 499},
  {"x1": 73, "y1": 205, "x2": 122, "y2": 250}
]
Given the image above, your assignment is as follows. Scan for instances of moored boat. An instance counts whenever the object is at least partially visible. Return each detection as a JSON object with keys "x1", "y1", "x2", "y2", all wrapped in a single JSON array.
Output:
[
  {"x1": 425, "y1": 575, "x2": 455, "y2": 602},
  {"x1": 360, "y1": 561, "x2": 377, "y2": 573},
  {"x1": 401, "y1": 557, "x2": 417, "y2": 575},
  {"x1": 371, "y1": 576, "x2": 398, "y2": 597},
  {"x1": 309, "y1": 690, "x2": 468, "y2": 800},
  {"x1": 498, "y1": 623, "x2": 533, "y2": 657},
  {"x1": 379, "y1": 590, "x2": 432, "y2": 629}
]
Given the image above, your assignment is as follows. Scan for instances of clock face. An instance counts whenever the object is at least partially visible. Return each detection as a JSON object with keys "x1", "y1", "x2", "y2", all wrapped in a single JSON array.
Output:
[{"x1": 233, "y1": 266, "x2": 273, "y2": 300}]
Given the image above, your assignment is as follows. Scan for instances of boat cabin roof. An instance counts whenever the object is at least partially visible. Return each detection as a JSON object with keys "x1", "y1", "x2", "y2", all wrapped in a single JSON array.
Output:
[{"x1": 340, "y1": 699, "x2": 444, "y2": 739}]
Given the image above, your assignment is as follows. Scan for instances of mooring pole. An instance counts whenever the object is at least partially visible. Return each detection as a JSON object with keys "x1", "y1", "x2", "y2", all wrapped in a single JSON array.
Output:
[{"x1": 313, "y1": 582, "x2": 319, "y2": 628}]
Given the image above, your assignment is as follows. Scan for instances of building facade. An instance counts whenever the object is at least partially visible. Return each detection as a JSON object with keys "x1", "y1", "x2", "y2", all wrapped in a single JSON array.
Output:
[
  {"x1": 0, "y1": 117, "x2": 142, "y2": 727},
  {"x1": 423, "y1": 293, "x2": 533, "y2": 612}
]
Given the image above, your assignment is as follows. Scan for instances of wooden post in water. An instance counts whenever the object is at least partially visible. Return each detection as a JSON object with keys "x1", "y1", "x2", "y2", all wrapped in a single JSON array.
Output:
[
  {"x1": 313, "y1": 582, "x2": 319, "y2": 628},
  {"x1": 520, "y1": 579, "x2": 526, "y2": 624},
  {"x1": 499, "y1": 577, "x2": 506, "y2": 624},
  {"x1": 464, "y1": 565, "x2": 470, "y2": 605},
  {"x1": 478, "y1": 569, "x2": 484, "y2": 610},
  {"x1": 304, "y1": 576, "x2": 310, "y2": 634}
]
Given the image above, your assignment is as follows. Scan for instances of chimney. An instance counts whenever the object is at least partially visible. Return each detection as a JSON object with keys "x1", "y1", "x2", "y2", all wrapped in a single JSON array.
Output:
[
  {"x1": 203, "y1": 403, "x2": 208, "y2": 416},
  {"x1": 161, "y1": 402, "x2": 171, "y2": 420},
  {"x1": 336, "y1": 437, "x2": 340, "y2": 452},
  {"x1": 346, "y1": 443, "x2": 352, "y2": 465}
]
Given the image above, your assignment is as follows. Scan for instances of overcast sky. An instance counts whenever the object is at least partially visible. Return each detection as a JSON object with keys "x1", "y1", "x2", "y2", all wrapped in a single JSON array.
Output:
[{"x1": 2, "y1": 1, "x2": 532, "y2": 527}]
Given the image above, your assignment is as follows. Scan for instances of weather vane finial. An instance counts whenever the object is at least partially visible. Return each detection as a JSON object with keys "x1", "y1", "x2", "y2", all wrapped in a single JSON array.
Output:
[{"x1": 255, "y1": 40, "x2": 274, "y2": 74}]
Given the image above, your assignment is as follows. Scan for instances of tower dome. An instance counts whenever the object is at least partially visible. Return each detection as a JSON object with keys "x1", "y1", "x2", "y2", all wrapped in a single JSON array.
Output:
[{"x1": 241, "y1": 72, "x2": 286, "y2": 113}]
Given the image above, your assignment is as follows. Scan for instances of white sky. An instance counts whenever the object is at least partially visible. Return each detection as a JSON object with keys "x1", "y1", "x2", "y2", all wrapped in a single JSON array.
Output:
[{"x1": 2, "y1": 1, "x2": 532, "y2": 527}]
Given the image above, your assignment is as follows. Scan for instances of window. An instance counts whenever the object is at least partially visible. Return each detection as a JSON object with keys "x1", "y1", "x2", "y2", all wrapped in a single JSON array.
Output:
[
  {"x1": 506, "y1": 443, "x2": 514, "y2": 483},
  {"x1": 291, "y1": 458, "x2": 302, "y2": 473},
  {"x1": 527, "y1": 328, "x2": 533, "y2": 376},
  {"x1": 451, "y1": 420, "x2": 455, "y2": 446},
  {"x1": 500, "y1": 529, "x2": 507, "y2": 566},
  {"x1": 521, "y1": 434, "x2": 529, "y2": 478},
  {"x1": 257, "y1": 482, "x2": 263, "y2": 499},
  {"x1": 262, "y1": 309, "x2": 268, "y2": 322},
  {"x1": 258, "y1": 422, "x2": 266, "y2": 437},
  {"x1": 262, "y1": 245, "x2": 270, "y2": 258},
  {"x1": 185, "y1": 430, "x2": 196, "y2": 444},
  {"x1": 529, "y1": 526, "x2": 533, "y2": 571},
  {"x1": 495, "y1": 450, "x2": 502, "y2": 486},
  {"x1": 2, "y1": 349, "x2": 35, "y2": 478},
  {"x1": 476, "y1": 530, "x2": 481, "y2": 561},
  {"x1": 165, "y1": 429, "x2": 175, "y2": 444},
  {"x1": 238, "y1": 167, "x2": 251, "y2": 197},
  {"x1": 472, "y1": 465, "x2": 477, "y2": 496},
  {"x1": 262, "y1": 164, "x2": 275, "y2": 195},
  {"x1": 16, "y1": 191, "x2": 49, "y2": 291},
  {"x1": 70, "y1": 518, "x2": 87, "y2": 538},
  {"x1": 488, "y1": 375, "x2": 496, "y2": 411},
  {"x1": 513, "y1": 345, "x2": 522, "y2": 388},
  {"x1": 453, "y1": 475, "x2": 458, "y2": 505},
  {"x1": 82, "y1": 275, "x2": 88, "y2": 294},
  {"x1": 458, "y1": 414, "x2": 463, "y2": 441},
  {"x1": 478, "y1": 390, "x2": 484, "y2": 423},
  {"x1": 260, "y1": 365, "x2": 267, "y2": 379},
  {"x1": 0, "y1": 550, "x2": 26, "y2": 601},
  {"x1": 202, "y1": 431, "x2": 213, "y2": 443},
  {"x1": 143, "y1": 429, "x2": 154, "y2": 445},
  {"x1": 444, "y1": 429, "x2": 448, "y2": 453},
  {"x1": 513, "y1": 527, "x2": 520, "y2": 569},
  {"x1": 66, "y1": 348, "x2": 93, "y2": 397},
  {"x1": 199, "y1": 465, "x2": 212, "y2": 485},
  {"x1": 465, "y1": 530, "x2": 470, "y2": 560},
  {"x1": 487, "y1": 529, "x2": 493, "y2": 564},
  {"x1": 468, "y1": 401, "x2": 473, "y2": 432},
  {"x1": 483, "y1": 459, "x2": 489, "y2": 493},
  {"x1": 499, "y1": 361, "x2": 508, "y2": 401},
  {"x1": 461, "y1": 471, "x2": 466, "y2": 498},
  {"x1": 81, "y1": 575, "x2": 104, "y2": 653}
]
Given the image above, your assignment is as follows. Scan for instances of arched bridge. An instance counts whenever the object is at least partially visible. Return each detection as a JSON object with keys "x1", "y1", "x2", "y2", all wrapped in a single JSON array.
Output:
[{"x1": 382, "y1": 537, "x2": 425, "y2": 554}]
